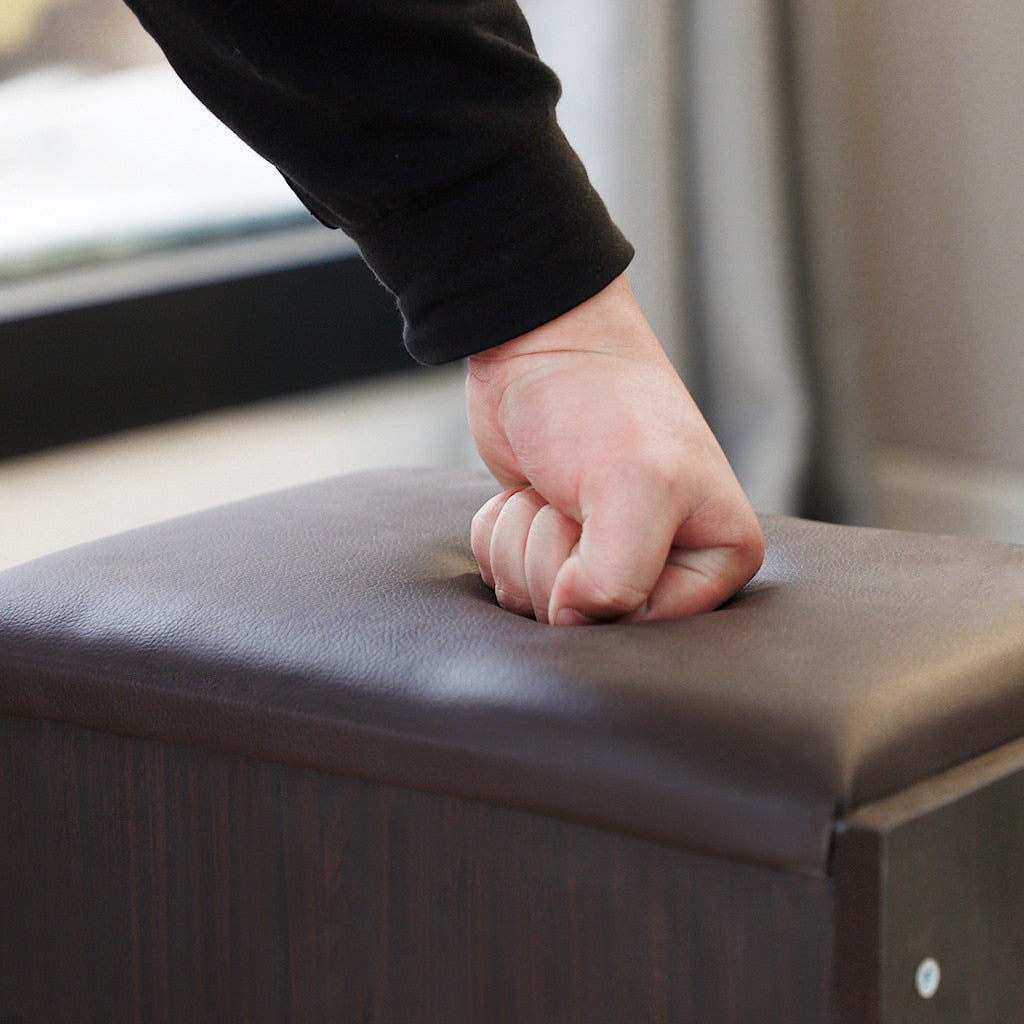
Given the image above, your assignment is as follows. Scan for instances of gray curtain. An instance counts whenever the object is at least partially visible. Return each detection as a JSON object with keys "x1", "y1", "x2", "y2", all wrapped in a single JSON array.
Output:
[{"x1": 521, "y1": 0, "x2": 873, "y2": 522}]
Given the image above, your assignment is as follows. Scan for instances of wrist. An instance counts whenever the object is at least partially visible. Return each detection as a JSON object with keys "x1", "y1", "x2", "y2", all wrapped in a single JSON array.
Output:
[{"x1": 467, "y1": 274, "x2": 668, "y2": 370}]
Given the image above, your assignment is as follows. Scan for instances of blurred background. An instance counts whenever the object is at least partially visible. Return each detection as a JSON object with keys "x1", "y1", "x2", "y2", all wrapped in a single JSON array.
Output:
[{"x1": 2, "y1": 0, "x2": 1022, "y2": 570}]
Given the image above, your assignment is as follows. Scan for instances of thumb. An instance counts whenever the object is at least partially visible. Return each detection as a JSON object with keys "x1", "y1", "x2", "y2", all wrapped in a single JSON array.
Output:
[
  {"x1": 548, "y1": 499, "x2": 764, "y2": 624},
  {"x1": 628, "y1": 544, "x2": 758, "y2": 621},
  {"x1": 547, "y1": 501, "x2": 675, "y2": 625}
]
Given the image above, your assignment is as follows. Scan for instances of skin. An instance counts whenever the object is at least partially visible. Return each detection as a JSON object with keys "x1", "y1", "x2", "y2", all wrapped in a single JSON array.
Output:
[{"x1": 465, "y1": 273, "x2": 765, "y2": 625}]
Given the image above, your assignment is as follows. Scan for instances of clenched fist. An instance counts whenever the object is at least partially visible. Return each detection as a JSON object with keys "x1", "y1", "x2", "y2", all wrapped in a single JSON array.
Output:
[{"x1": 466, "y1": 274, "x2": 764, "y2": 625}]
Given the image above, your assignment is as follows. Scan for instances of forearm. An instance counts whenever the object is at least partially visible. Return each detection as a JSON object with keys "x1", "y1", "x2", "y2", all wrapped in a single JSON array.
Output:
[{"x1": 122, "y1": 0, "x2": 633, "y2": 363}]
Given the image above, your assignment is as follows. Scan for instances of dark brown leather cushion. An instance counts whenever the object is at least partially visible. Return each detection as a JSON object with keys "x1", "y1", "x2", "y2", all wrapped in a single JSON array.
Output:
[{"x1": 2, "y1": 468, "x2": 1023, "y2": 875}]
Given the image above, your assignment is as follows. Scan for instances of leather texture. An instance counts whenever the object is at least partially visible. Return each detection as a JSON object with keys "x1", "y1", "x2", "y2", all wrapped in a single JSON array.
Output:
[{"x1": 1, "y1": 467, "x2": 1023, "y2": 876}]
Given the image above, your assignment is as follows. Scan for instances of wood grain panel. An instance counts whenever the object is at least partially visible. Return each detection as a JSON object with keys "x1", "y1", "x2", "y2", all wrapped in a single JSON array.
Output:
[{"x1": 0, "y1": 713, "x2": 834, "y2": 1023}]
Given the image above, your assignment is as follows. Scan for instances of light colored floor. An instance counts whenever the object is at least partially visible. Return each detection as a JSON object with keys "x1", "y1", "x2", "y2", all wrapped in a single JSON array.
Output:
[{"x1": 0, "y1": 366, "x2": 479, "y2": 571}]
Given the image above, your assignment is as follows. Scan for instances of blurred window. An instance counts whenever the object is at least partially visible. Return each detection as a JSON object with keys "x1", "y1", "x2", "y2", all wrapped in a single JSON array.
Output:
[{"x1": 0, "y1": 0, "x2": 308, "y2": 280}]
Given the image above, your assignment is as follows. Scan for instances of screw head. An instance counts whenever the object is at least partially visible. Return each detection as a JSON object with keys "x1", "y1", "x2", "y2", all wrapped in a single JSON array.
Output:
[{"x1": 915, "y1": 958, "x2": 941, "y2": 999}]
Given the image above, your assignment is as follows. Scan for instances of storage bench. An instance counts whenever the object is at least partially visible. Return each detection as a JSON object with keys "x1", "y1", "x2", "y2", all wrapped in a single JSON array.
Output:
[{"x1": 2, "y1": 468, "x2": 1023, "y2": 1022}]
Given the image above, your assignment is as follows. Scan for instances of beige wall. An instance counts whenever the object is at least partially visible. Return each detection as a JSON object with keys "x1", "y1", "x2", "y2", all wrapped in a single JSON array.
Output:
[{"x1": 835, "y1": 1, "x2": 1024, "y2": 475}]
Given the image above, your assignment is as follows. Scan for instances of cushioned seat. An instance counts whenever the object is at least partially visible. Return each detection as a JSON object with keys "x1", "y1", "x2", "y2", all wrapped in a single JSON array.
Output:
[{"x1": 2, "y1": 467, "x2": 1023, "y2": 1022}]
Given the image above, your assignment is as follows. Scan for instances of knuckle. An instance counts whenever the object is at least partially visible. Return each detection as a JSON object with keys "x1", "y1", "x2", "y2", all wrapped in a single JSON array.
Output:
[
  {"x1": 586, "y1": 576, "x2": 648, "y2": 618},
  {"x1": 493, "y1": 581, "x2": 534, "y2": 618}
]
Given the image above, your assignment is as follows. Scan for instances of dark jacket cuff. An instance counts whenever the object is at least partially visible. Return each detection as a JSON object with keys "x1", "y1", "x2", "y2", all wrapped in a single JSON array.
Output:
[{"x1": 346, "y1": 122, "x2": 634, "y2": 365}]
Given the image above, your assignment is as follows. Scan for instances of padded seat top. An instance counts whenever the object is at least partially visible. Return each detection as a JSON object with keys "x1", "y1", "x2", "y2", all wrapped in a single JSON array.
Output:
[{"x1": 2, "y1": 468, "x2": 1023, "y2": 876}]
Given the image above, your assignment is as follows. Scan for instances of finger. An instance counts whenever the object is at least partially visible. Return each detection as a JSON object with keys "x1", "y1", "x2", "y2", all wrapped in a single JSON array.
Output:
[
  {"x1": 471, "y1": 490, "x2": 517, "y2": 588},
  {"x1": 523, "y1": 504, "x2": 581, "y2": 623},
  {"x1": 488, "y1": 488, "x2": 547, "y2": 616}
]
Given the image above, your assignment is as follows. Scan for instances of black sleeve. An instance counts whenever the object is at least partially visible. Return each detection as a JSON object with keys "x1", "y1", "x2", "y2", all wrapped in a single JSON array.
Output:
[{"x1": 121, "y1": 0, "x2": 634, "y2": 364}]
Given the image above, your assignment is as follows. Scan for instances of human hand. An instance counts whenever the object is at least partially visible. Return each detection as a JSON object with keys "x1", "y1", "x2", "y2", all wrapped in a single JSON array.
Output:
[{"x1": 465, "y1": 274, "x2": 764, "y2": 624}]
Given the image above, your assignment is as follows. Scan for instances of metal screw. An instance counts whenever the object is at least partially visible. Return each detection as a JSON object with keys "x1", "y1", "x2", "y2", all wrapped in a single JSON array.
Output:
[{"x1": 915, "y1": 958, "x2": 941, "y2": 999}]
